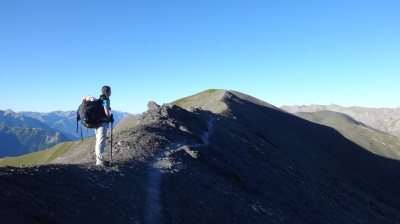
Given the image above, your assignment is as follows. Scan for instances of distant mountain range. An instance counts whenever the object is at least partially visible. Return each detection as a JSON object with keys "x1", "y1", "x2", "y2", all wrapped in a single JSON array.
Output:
[
  {"x1": 281, "y1": 104, "x2": 400, "y2": 138},
  {"x1": 0, "y1": 109, "x2": 70, "y2": 157},
  {"x1": 0, "y1": 109, "x2": 133, "y2": 158},
  {"x1": 20, "y1": 110, "x2": 133, "y2": 140}
]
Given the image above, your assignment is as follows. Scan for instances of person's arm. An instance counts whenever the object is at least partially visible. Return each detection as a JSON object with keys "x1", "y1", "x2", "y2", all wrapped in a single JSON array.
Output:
[
  {"x1": 102, "y1": 99, "x2": 111, "y2": 121},
  {"x1": 104, "y1": 106, "x2": 110, "y2": 121}
]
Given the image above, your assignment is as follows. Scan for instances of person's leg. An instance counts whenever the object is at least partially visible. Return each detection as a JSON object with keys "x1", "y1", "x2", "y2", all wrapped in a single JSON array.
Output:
[{"x1": 95, "y1": 123, "x2": 107, "y2": 165}]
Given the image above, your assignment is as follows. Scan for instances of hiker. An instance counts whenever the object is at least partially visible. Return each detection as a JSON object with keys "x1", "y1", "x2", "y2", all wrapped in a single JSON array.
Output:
[{"x1": 95, "y1": 85, "x2": 114, "y2": 167}]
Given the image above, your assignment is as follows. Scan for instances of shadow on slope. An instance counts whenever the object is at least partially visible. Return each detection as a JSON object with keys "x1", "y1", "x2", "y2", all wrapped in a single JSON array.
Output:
[
  {"x1": 295, "y1": 110, "x2": 400, "y2": 160},
  {"x1": 0, "y1": 163, "x2": 149, "y2": 223},
  {"x1": 223, "y1": 90, "x2": 400, "y2": 210}
]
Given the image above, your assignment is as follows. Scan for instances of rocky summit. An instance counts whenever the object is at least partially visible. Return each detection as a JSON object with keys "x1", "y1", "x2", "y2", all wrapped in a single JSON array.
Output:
[{"x1": 1, "y1": 89, "x2": 400, "y2": 223}]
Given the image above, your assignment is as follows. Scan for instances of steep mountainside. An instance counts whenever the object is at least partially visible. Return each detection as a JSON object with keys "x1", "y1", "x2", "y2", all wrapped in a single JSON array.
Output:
[
  {"x1": 0, "y1": 110, "x2": 71, "y2": 158},
  {"x1": 281, "y1": 104, "x2": 400, "y2": 138},
  {"x1": 1, "y1": 90, "x2": 400, "y2": 223},
  {"x1": 295, "y1": 111, "x2": 400, "y2": 160},
  {"x1": 20, "y1": 111, "x2": 78, "y2": 140},
  {"x1": 0, "y1": 126, "x2": 70, "y2": 158}
]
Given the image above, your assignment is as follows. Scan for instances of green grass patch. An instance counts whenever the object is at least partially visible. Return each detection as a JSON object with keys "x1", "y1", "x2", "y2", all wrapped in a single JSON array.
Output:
[
  {"x1": 172, "y1": 89, "x2": 219, "y2": 105},
  {"x1": 0, "y1": 140, "x2": 82, "y2": 167}
]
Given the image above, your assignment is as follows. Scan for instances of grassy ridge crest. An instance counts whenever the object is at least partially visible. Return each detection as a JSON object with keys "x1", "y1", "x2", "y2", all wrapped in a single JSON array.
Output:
[{"x1": 172, "y1": 89, "x2": 228, "y2": 113}]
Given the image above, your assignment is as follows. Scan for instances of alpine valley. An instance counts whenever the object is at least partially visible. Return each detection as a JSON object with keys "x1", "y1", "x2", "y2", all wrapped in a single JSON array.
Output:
[
  {"x1": 0, "y1": 109, "x2": 132, "y2": 158},
  {"x1": 1, "y1": 89, "x2": 400, "y2": 223}
]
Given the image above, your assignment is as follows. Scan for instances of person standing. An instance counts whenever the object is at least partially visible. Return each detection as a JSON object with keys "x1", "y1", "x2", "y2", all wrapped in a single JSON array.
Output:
[{"x1": 95, "y1": 85, "x2": 113, "y2": 167}]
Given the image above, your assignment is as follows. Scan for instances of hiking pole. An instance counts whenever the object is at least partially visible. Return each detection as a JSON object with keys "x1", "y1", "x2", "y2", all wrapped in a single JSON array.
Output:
[
  {"x1": 110, "y1": 114, "x2": 114, "y2": 163},
  {"x1": 110, "y1": 121, "x2": 113, "y2": 162}
]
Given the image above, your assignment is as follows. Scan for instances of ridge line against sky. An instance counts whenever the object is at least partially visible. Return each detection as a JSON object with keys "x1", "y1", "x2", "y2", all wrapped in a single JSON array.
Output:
[{"x1": 1, "y1": 1, "x2": 399, "y2": 113}]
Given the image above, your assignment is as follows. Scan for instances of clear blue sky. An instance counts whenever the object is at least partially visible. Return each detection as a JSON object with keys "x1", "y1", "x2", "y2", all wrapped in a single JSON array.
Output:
[{"x1": 1, "y1": 1, "x2": 399, "y2": 114}]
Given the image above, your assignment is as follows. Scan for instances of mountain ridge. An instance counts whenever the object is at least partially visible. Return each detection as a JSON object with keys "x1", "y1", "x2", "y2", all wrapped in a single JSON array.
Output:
[
  {"x1": 1, "y1": 89, "x2": 400, "y2": 223},
  {"x1": 0, "y1": 110, "x2": 72, "y2": 157},
  {"x1": 20, "y1": 110, "x2": 133, "y2": 140},
  {"x1": 281, "y1": 104, "x2": 400, "y2": 138}
]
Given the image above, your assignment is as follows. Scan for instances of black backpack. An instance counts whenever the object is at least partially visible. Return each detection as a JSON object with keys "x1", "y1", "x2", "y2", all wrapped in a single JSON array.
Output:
[{"x1": 77, "y1": 98, "x2": 104, "y2": 129}]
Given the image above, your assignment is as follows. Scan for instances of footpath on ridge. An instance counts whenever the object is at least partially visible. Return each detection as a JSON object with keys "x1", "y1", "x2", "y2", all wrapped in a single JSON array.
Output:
[{"x1": 145, "y1": 117, "x2": 215, "y2": 224}]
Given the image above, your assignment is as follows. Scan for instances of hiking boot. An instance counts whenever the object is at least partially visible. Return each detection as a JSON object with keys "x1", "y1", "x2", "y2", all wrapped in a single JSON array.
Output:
[{"x1": 96, "y1": 161, "x2": 110, "y2": 167}]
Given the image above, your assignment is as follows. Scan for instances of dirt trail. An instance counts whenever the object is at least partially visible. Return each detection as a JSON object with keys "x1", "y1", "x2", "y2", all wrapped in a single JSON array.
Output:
[{"x1": 144, "y1": 118, "x2": 215, "y2": 224}]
